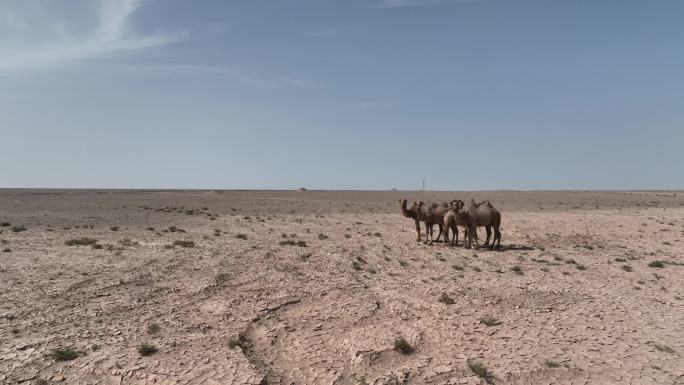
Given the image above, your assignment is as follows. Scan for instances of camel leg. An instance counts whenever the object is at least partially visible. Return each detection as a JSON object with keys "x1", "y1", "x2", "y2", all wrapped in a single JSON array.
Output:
[
  {"x1": 450, "y1": 225, "x2": 456, "y2": 245},
  {"x1": 423, "y1": 223, "x2": 430, "y2": 244},
  {"x1": 484, "y1": 226, "x2": 491, "y2": 246},
  {"x1": 442, "y1": 225, "x2": 450, "y2": 245},
  {"x1": 415, "y1": 220, "x2": 421, "y2": 242},
  {"x1": 464, "y1": 226, "x2": 471, "y2": 249},
  {"x1": 494, "y1": 226, "x2": 501, "y2": 249},
  {"x1": 470, "y1": 226, "x2": 479, "y2": 250},
  {"x1": 436, "y1": 224, "x2": 444, "y2": 243}
]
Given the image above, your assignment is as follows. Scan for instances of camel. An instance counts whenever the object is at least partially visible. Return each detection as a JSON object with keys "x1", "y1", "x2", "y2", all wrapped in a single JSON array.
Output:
[
  {"x1": 399, "y1": 199, "x2": 422, "y2": 242},
  {"x1": 443, "y1": 200, "x2": 477, "y2": 248},
  {"x1": 416, "y1": 201, "x2": 449, "y2": 245},
  {"x1": 465, "y1": 199, "x2": 502, "y2": 249}
]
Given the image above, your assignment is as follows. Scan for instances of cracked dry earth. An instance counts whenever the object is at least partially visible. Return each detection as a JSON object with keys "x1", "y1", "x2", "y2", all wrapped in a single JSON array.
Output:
[{"x1": 1, "y1": 190, "x2": 683, "y2": 385}]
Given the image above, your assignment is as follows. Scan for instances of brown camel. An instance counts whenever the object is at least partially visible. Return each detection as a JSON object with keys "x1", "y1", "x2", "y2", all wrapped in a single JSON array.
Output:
[
  {"x1": 443, "y1": 200, "x2": 477, "y2": 248},
  {"x1": 465, "y1": 199, "x2": 502, "y2": 249},
  {"x1": 399, "y1": 199, "x2": 421, "y2": 242},
  {"x1": 416, "y1": 201, "x2": 449, "y2": 245}
]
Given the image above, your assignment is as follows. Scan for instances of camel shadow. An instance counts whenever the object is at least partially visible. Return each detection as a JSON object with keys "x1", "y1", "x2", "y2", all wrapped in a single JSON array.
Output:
[{"x1": 491, "y1": 244, "x2": 536, "y2": 252}]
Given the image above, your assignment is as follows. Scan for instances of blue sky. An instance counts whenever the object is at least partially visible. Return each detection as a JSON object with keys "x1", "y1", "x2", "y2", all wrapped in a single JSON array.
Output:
[{"x1": 1, "y1": 0, "x2": 683, "y2": 190}]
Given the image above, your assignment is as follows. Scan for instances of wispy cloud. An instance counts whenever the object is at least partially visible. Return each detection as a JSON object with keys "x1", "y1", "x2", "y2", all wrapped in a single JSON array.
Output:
[
  {"x1": 140, "y1": 64, "x2": 325, "y2": 89},
  {"x1": 0, "y1": 0, "x2": 182, "y2": 73},
  {"x1": 375, "y1": 0, "x2": 480, "y2": 8}
]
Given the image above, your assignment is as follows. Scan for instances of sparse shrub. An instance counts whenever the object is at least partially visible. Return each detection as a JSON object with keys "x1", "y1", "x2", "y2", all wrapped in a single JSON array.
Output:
[
  {"x1": 91, "y1": 244, "x2": 103, "y2": 250},
  {"x1": 146, "y1": 227, "x2": 155, "y2": 231},
  {"x1": 438, "y1": 292, "x2": 455, "y2": 305},
  {"x1": 545, "y1": 359, "x2": 560, "y2": 368},
  {"x1": 0, "y1": 222, "x2": 10, "y2": 227},
  {"x1": 65, "y1": 238, "x2": 98, "y2": 246},
  {"x1": 278, "y1": 239, "x2": 307, "y2": 247},
  {"x1": 110, "y1": 226, "x2": 120, "y2": 231},
  {"x1": 352, "y1": 261, "x2": 362, "y2": 270},
  {"x1": 621, "y1": 265, "x2": 633, "y2": 272},
  {"x1": 399, "y1": 260, "x2": 408, "y2": 267},
  {"x1": 173, "y1": 240, "x2": 195, "y2": 248},
  {"x1": 615, "y1": 257, "x2": 627, "y2": 262},
  {"x1": 344, "y1": 234, "x2": 351, "y2": 238},
  {"x1": 373, "y1": 232, "x2": 382, "y2": 237},
  {"x1": 648, "y1": 260, "x2": 665, "y2": 268},
  {"x1": 138, "y1": 343, "x2": 157, "y2": 356},
  {"x1": 119, "y1": 238, "x2": 134, "y2": 247},
  {"x1": 227, "y1": 338, "x2": 242, "y2": 349},
  {"x1": 318, "y1": 233, "x2": 329, "y2": 240},
  {"x1": 236, "y1": 234, "x2": 247, "y2": 240},
  {"x1": 393, "y1": 337, "x2": 414, "y2": 354},
  {"x1": 2, "y1": 248, "x2": 10, "y2": 253},
  {"x1": 91, "y1": 344, "x2": 100, "y2": 351},
  {"x1": 511, "y1": 265, "x2": 523, "y2": 275},
  {"x1": 553, "y1": 256, "x2": 563, "y2": 261},
  {"x1": 472, "y1": 266, "x2": 482, "y2": 272},
  {"x1": 50, "y1": 347, "x2": 85, "y2": 361},
  {"x1": 147, "y1": 323, "x2": 160, "y2": 334},
  {"x1": 11, "y1": 225, "x2": 26, "y2": 233},
  {"x1": 565, "y1": 259, "x2": 577, "y2": 265},
  {"x1": 479, "y1": 316, "x2": 501, "y2": 326},
  {"x1": 452, "y1": 264, "x2": 464, "y2": 271},
  {"x1": 654, "y1": 343, "x2": 675, "y2": 353},
  {"x1": 468, "y1": 360, "x2": 493, "y2": 382},
  {"x1": 575, "y1": 264, "x2": 587, "y2": 270}
]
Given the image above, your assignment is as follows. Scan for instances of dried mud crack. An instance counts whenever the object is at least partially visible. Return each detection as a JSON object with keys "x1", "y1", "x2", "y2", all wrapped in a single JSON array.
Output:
[{"x1": 1, "y1": 190, "x2": 684, "y2": 385}]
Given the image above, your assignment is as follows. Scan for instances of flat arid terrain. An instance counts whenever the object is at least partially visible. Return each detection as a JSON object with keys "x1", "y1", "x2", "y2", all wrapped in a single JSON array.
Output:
[{"x1": 1, "y1": 189, "x2": 683, "y2": 385}]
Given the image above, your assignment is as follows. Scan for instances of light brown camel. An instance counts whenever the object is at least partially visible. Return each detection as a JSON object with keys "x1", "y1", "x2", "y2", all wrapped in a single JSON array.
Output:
[
  {"x1": 465, "y1": 199, "x2": 502, "y2": 249},
  {"x1": 442, "y1": 200, "x2": 477, "y2": 248},
  {"x1": 399, "y1": 199, "x2": 421, "y2": 242},
  {"x1": 416, "y1": 201, "x2": 449, "y2": 245}
]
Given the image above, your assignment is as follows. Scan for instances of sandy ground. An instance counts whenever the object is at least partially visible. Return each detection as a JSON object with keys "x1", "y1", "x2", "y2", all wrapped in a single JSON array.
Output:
[{"x1": 1, "y1": 190, "x2": 683, "y2": 385}]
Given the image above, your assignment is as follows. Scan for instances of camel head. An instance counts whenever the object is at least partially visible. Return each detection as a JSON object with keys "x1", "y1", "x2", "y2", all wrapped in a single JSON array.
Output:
[{"x1": 450, "y1": 200, "x2": 465, "y2": 211}]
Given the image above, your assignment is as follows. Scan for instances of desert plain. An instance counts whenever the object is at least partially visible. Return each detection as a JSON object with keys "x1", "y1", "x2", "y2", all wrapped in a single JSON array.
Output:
[{"x1": 1, "y1": 189, "x2": 683, "y2": 385}]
